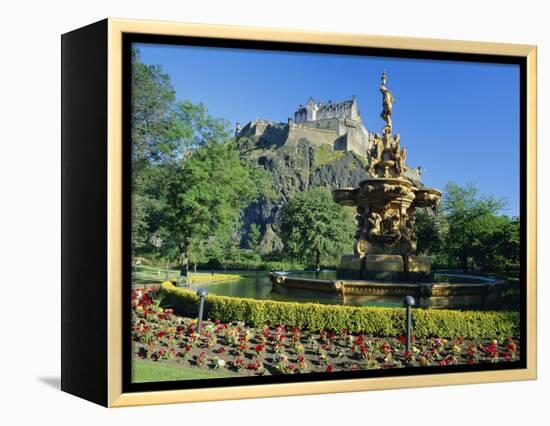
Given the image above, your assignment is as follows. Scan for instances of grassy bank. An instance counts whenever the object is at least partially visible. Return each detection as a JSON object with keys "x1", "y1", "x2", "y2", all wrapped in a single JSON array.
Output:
[
  {"x1": 132, "y1": 359, "x2": 235, "y2": 382},
  {"x1": 133, "y1": 265, "x2": 241, "y2": 286}
]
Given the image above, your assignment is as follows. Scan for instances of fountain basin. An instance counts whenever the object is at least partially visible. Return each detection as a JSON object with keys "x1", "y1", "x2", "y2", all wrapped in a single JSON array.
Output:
[{"x1": 270, "y1": 271, "x2": 505, "y2": 309}]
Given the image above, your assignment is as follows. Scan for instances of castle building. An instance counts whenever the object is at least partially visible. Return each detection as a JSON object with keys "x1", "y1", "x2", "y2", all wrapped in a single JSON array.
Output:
[
  {"x1": 236, "y1": 96, "x2": 372, "y2": 158},
  {"x1": 294, "y1": 96, "x2": 362, "y2": 123}
]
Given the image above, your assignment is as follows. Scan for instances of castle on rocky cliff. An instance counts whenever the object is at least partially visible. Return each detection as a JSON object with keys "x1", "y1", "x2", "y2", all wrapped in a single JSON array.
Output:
[{"x1": 235, "y1": 96, "x2": 372, "y2": 158}]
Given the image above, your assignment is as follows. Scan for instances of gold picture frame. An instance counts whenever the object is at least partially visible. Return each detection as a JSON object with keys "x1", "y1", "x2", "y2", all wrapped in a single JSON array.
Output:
[{"x1": 61, "y1": 18, "x2": 537, "y2": 407}]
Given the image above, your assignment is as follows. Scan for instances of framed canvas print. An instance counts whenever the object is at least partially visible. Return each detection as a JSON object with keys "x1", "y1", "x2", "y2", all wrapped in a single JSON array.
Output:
[{"x1": 61, "y1": 18, "x2": 537, "y2": 407}]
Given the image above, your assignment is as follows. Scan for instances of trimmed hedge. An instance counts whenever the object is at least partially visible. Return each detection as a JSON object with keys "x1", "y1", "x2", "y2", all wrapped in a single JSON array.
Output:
[{"x1": 159, "y1": 281, "x2": 519, "y2": 339}]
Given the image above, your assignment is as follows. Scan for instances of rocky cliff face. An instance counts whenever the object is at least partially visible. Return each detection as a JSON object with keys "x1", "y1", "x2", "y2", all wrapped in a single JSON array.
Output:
[{"x1": 238, "y1": 136, "x2": 370, "y2": 254}]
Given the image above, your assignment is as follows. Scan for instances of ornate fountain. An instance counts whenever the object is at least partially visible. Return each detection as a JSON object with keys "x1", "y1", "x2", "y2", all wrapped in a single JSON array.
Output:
[
  {"x1": 333, "y1": 71, "x2": 441, "y2": 280},
  {"x1": 270, "y1": 72, "x2": 503, "y2": 309}
]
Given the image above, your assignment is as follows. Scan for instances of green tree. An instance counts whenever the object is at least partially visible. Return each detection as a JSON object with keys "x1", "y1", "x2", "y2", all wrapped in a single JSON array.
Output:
[
  {"x1": 131, "y1": 193, "x2": 150, "y2": 256},
  {"x1": 187, "y1": 235, "x2": 207, "y2": 273},
  {"x1": 441, "y1": 182, "x2": 506, "y2": 272},
  {"x1": 131, "y1": 47, "x2": 240, "y2": 264},
  {"x1": 131, "y1": 48, "x2": 180, "y2": 173},
  {"x1": 248, "y1": 223, "x2": 262, "y2": 250},
  {"x1": 496, "y1": 216, "x2": 520, "y2": 272},
  {"x1": 278, "y1": 187, "x2": 355, "y2": 269},
  {"x1": 414, "y1": 209, "x2": 445, "y2": 255},
  {"x1": 132, "y1": 49, "x2": 231, "y2": 171},
  {"x1": 476, "y1": 215, "x2": 520, "y2": 272},
  {"x1": 163, "y1": 140, "x2": 269, "y2": 276}
]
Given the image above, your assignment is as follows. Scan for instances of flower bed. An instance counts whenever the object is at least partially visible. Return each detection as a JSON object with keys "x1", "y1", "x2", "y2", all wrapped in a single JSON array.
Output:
[
  {"x1": 159, "y1": 281, "x2": 519, "y2": 339},
  {"x1": 132, "y1": 287, "x2": 520, "y2": 379}
]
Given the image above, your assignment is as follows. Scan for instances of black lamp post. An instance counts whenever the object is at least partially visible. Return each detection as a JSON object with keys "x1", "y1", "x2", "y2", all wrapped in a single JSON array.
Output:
[
  {"x1": 196, "y1": 288, "x2": 208, "y2": 335},
  {"x1": 402, "y1": 295, "x2": 415, "y2": 354}
]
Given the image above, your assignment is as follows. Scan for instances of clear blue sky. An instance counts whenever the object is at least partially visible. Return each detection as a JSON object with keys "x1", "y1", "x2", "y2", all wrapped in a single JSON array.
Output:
[{"x1": 136, "y1": 43, "x2": 520, "y2": 216}]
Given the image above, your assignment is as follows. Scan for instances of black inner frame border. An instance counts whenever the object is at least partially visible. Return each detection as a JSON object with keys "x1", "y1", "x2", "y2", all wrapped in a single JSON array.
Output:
[{"x1": 122, "y1": 33, "x2": 528, "y2": 394}]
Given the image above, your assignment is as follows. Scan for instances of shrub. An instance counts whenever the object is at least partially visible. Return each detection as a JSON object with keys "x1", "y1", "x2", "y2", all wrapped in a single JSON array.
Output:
[
  {"x1": 159, "y1": 282, "x2": 519, "y2": 339},
  {"x1": 202, "y1": 258, "x2": 307, "y2": 272}
]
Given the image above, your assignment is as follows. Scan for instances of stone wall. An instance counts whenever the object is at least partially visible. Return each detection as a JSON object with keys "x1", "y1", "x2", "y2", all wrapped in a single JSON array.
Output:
[
  {"x1": 237, "y1": 117, "x2": 371, "y2": 159},
  {"x1": 299, "y1": 117, "x2": 342, "y2": 134},
  {"x1": 343, "y1": 125, "x2": 370, "y2": 158},
  {"x1": 287, "y1": 122, "x2": 339, "y2": 147}
]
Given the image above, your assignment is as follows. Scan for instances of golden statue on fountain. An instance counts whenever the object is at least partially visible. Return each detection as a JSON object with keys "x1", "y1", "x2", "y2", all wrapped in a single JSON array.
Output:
[{"x1": 334, "y1": 72, "x2": 441, "y2": 280}]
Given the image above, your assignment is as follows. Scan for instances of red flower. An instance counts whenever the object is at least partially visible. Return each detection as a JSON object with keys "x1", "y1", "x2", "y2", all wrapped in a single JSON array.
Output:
[
  {"x1": 254, "y1": 343, "x2": 265, "y2": 354},
  {"x1": 438, "y1": 357, "x2": 452, "y2": 366},
  {"x1": 141, "y1": 294, "x2": 152, "y2": 307},
  {"x1": 355, "y1": 335, "x2": 364, "y2": 347},
  {"x1": 399, "y1": 335, "x2": 414, "y2": 344},
  {"x1": 483, "y1": 342, "x2": 499, "y2": 358},
  {"x1": 157, "y1": 331, "x2": 166, "y2": 338},
  {"x1": 381, "y1": 343, "x2": 392, "y2": 354},
  {"x1": 326, "y1": 365, "x2": 333, "y2": 373},
  {"x1": 246, "y1": 361, "x2": 259, "y2": 370}
]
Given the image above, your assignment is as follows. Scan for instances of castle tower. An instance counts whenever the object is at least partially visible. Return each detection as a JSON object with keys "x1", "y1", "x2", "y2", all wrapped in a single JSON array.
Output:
[{"x1": 305, "y1": 98, "x2": 318, "y2": 121}]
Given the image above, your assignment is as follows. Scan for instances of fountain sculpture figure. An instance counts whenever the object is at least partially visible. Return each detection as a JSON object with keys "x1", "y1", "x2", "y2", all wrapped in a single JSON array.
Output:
[{"x1": 333, "y1": 72, "x2": 441, "y2": 280}]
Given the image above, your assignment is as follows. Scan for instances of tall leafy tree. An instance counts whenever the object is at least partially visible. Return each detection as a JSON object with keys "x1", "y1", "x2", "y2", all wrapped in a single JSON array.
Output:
[
  {"x1": 278, "y1": 187, "x2": 355, "y2": 269},
  {"x1": 475, "y1": 215, "x2": 520, "y2": 272},
  {"x1": 441, "y1": 182, "x2": 506, "y2": 272},
  {"x1": 163, "y1": 140, "x2": 269, "y2": 275},
  {"x1": 248, "y1": 223, "x2": 262, "y2": 250},
  {"x1": 131, "y1": 48, "x2": 180, "y2": 173},
  {"x1": 131, "y1": 50, "x2": 229, "y2": 170},
  {"x1": 497, "y1": 216, "x2": 520, "y2": 272},
  {"x1": 414, "y1": 209, "x2": 445, "y2": 255},
  {"x1": 130, "y1": 47, "x2": 239, "y2": 263}
]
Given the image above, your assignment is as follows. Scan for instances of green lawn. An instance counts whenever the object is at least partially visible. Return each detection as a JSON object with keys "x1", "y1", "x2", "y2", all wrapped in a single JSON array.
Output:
[
  {"x1": 132, "y1": 359, "x2": 235, "y2": 382},
  {"x1": 132, "y1": 265, "x2": 241, "y2": 286},
  {"x1": 132, "y1": 265, "x2": 180, "y2": 285}
]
